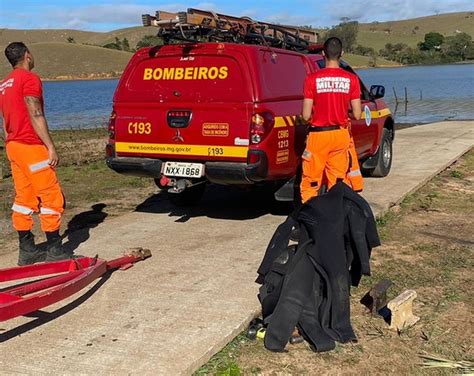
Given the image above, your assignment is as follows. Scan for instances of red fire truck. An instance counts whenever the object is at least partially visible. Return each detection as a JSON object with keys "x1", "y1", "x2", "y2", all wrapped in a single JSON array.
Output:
[{"x1": 106, "y1": 9, "x2": 394, "y2": 204}]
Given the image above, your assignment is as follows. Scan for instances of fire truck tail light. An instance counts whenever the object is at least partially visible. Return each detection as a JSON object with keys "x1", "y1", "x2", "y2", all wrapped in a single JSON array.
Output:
[
  {"x1": 105, "y1": 144, "x2": 114, "y2": 157},
  {"x1": 108, "y1": 111, "x2": 116, "y2": 139},
  {"x1": 250, "y1": 112, "x2": 274, "y2": 144}
]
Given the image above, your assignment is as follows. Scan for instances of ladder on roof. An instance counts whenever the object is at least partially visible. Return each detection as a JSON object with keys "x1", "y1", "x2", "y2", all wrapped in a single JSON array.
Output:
[{"x1": 141, "y1": 8, "x2": 321, "y2": 53}]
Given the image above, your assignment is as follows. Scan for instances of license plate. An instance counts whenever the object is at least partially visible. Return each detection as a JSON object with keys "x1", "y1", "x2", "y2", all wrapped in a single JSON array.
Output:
[{"x1": 162, "y1": 162, "x2": 204, "y2": 178}]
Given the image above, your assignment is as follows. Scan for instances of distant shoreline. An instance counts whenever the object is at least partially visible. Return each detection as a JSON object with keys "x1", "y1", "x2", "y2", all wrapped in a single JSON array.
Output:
[
  {"x1": 42, "y1": 75, "x2": 122, "y2": 82},
  {"x1": 355, "y1": 61, "x2": 474, "y2": 70}
]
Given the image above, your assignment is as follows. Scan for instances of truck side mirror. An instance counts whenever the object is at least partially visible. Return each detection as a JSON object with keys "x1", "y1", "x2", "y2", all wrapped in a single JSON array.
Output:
[{"x1": 370, "y1": 85, "x2": 385, "y2": 99}]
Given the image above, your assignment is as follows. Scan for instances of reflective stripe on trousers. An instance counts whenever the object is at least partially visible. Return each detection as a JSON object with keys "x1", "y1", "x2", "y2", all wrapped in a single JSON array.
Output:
[
  {"x1": 347, "y1": 169, "x2": 361, "y2": 177},
  {"x1": 12, "y1": 203, "x2": 34, "y2": 215},
  {"x1": 344, "y1": 138, "x2": 364, "y2": 192}
]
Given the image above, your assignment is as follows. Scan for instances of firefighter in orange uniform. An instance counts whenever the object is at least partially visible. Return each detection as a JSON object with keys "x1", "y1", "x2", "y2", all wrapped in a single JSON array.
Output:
[
  {"x1": 300, "y1": 37, "x2": 362, "y2": 202},
  {"x1": 0, "y1": 42, "x2": 70, "y2": 265}
]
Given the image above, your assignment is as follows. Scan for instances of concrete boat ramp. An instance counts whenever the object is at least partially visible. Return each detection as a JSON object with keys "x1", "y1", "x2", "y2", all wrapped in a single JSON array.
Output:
[{"x1": 0, "y1": 121, "x2": 472, "y2": 374}]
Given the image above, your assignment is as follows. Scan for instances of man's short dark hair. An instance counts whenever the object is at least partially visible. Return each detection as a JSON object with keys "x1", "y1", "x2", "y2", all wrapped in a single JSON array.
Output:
[
  {"x1": 5, "y1": 42, "x2": 29, "y2": 67},
  {"x1": 323, "y1": 37, "x2": 343, "y2": 60}
]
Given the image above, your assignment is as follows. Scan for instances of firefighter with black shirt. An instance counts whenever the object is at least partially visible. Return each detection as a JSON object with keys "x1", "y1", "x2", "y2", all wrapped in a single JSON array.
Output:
[{"x1": 300, "y1": 37, "x2": 362, "y2": 202}]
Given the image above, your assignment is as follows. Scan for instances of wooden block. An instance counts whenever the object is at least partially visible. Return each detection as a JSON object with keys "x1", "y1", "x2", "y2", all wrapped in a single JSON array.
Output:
[{"x1": 387, "y1": 289, "x2": 420, "y2": 331}]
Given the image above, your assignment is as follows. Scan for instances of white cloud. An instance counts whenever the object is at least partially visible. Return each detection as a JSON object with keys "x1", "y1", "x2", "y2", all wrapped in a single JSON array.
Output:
[
  {"x1": 28, "y1": 2, "x2": 229, "y2": 30},
  {"x1": 265, "y1": 12, "x2": 320, "y2": 26},
  {"x1": 47, "y1": 3, "x2": 152, "y2": 25},
  {"x1": 238, "y1": 8, "x2": 260, "y2": 19}
]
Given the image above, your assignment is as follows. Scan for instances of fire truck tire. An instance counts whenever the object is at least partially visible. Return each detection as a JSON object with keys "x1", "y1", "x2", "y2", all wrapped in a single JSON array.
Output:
[
  {"x1": 167, "y1": 183, "x2": 206, "y2": 206},
  {"x1": 368, "y1": 128, "x2": 392, "y2": 178}
]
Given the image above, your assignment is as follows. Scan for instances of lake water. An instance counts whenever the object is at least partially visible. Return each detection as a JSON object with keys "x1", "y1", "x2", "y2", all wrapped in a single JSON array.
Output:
[
  {"x1": 356, "y1": 64, "x2": 474, "y2": 124},
  {"x1": 43, "y1": 79, "x2": 118, "y2": 130},
  {"x1": 37, "y1": 63, "x2": 474, "y2": 129}
]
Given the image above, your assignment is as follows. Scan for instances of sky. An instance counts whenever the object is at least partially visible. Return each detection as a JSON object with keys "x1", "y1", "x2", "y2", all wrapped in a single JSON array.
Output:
[{"x1": 0, "y1": 0, "x2": 473, "y2": 31}]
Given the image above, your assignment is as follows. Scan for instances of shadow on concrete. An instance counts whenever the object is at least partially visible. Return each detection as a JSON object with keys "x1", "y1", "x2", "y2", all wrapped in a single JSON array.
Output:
[
  {"x1": 62, "y1": 203, "x2": 108, "y2": 254},
  {"x1": 0, "y1": 272, "x2": 111, "y2": 343},
  {"x1": 135, "y1": 184, "x2": 294, "y2": 222}
]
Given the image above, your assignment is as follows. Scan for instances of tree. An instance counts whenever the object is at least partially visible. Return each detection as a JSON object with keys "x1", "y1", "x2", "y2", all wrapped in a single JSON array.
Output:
[
  {"x1": 66, "y1": 36, "x2": 76, "y2": 43},
  {"x1": 354, "y1": 45, "x2": 375, "y2": 56},
  {"x1": 136, "y1": 35, "x2": 163, "y2": 49},
  {"x1": 103, "y1": 42, "x2": 121, "y2": 50},
  {"x1": 418, "y1": 32, "x2": 444, "y2": 51},
  {"x1": 442, "y1": 32, "x2": 472, "y2": 60},
  {"x1": 103, "y1": 37, "x2": 134, "y2": 51},
  {"x1": 122, "y1": 38, "x2": 130, "y2": 52},
  {"x1": 379, "y1": 43, "x2": 421, "y2": 63},
  {"x1": 324, "y1": 21, "x2": 359, "y2": 53}
]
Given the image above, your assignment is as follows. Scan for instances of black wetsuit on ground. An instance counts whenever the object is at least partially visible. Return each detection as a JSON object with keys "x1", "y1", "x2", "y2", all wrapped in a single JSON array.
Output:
[{"x1": 257, "y1": 183, "x2": 380, "y2": 352}]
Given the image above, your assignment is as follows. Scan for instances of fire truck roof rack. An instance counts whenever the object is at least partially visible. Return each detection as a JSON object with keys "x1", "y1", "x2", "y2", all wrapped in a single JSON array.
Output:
[{"x1": 142, "y1": 8, "x2": 322, "y2": 54}]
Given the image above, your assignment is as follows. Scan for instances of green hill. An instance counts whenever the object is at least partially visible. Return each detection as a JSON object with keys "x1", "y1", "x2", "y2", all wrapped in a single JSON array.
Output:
[
  {"x1": 0, "y1": 26, "x2": 158, "y2": 49},
  {"x1": 84, "y1": 26, "x2": 156, "y2": 48},
  {"x1": 0, "y1": 26, "x2": 156, "y2": 79},
  {"x1": 0, "y1": 42, "x2": 133, "y2": 79},
  {"x1": 357, "y1": 12, "x2": 474, "y2": 51}
]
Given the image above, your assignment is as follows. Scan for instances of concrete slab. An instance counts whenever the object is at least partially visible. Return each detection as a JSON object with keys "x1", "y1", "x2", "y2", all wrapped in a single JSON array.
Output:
[{"x1": 0, "y1": 121, "x2": 472, "y2": 375}]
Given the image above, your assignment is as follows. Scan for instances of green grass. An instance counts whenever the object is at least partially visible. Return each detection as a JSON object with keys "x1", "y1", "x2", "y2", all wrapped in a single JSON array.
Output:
[
  {"x1": 51, "y1": 127, "x2": 107, "y2": 142},
  {"x1": 450, "y1": 169, "x2": 464, "y2": 179},
  {"x1": 343, "y1": 54, "x2": 399, "y2": 68},
  {"x1": 1, "y1": 128, "x2": 108, "y2": 178},
  {"x1": 57, "y1": 160, "x2": 153, "y2": 204},
  {"x1": 194, "y1": 333, "x2": 248, "y2": 375}
]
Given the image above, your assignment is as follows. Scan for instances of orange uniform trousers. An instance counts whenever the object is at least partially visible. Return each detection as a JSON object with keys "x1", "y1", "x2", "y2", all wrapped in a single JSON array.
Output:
[
  {"x1": 300, "y1": 128, "x2": 351, "y2": 203},
  {"x1": 6, "y1": 141, "x2": 64, "y2": 232}
]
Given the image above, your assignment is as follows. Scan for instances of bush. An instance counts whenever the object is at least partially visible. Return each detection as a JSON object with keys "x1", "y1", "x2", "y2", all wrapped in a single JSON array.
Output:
[
  {"x1": 323, "y1": 21, "x2": 358, "y2": 53},
  {"x1": 136, "y1": 35, "x2": 163, "y2": 49},
  {"x1": 103, "y1": 37, "x2": 132, "y2": 52},
  {"x1": 354, "y1": 45, "x2": 376, "y2": 56}
]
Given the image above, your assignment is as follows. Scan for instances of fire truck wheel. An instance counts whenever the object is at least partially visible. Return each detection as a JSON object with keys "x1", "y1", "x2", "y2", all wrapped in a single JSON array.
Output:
[
  {"x1": 368, "y1": 128, "x2": 392, "y2": 178},
  {"x1": 168, "y1": 183, "x2": 206, "y2": 206}
]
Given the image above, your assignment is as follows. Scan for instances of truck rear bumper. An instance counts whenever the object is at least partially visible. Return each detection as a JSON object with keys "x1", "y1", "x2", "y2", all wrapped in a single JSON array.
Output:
[
  {"x1": 106, "y1": 152, "x2": 268, "y2": 185},
  {"x1": 106, "y1": 157, "x2": 163, "y2": 178}
]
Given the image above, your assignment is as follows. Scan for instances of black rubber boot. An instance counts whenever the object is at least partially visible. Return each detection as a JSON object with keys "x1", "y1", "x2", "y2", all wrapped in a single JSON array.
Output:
[
  {"x1": 18, "y1": 231, "x2": 46, "y2": 266},
  {"x1": 45, "y1": 231, "x2": 71, "y2": 262}
]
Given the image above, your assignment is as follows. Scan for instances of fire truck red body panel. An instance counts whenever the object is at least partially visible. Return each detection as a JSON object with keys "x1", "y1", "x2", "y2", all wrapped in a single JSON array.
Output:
[{"x1": 106, "y1": 42, "x2": 393, "y2": 188}]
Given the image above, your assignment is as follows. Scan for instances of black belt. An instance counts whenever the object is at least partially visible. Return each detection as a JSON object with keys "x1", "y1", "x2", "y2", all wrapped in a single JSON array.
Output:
[{"x1": 308, "y1": 125, "x2": 342, "y2": 132}]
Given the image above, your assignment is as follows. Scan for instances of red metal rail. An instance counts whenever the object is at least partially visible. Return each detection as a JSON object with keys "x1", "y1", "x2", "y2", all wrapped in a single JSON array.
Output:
[{"x1": 0, "y1": 248, "x2": 151, "y2": 322}]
